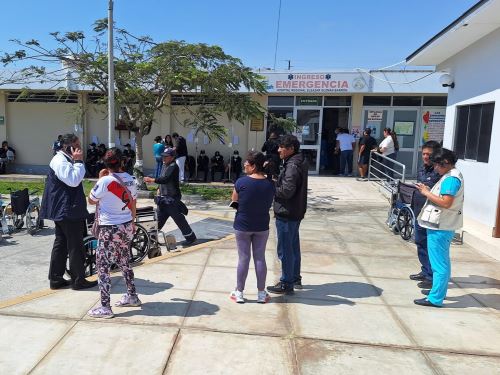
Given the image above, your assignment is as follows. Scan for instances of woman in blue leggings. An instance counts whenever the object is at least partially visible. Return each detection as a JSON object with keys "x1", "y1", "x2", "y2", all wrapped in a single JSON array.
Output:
[{"x1": 414, "y1": 148, "x2": 464, "y2": 307}]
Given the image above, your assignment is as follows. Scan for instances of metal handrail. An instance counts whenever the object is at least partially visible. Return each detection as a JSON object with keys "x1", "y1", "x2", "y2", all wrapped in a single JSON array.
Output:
[{"x1": 368, "y1": 150, "x2": 406, "y2": 189}]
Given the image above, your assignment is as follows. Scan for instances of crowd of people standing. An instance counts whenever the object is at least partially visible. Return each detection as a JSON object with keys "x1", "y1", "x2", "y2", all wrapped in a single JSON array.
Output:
[{"x1": 38, "y1": 126, "x2": 463, "y2": 317}]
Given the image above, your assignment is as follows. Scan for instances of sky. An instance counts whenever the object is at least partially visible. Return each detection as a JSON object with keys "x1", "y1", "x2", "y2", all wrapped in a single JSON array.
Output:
[{"x1": 0, "y1": 0, "x2": 479, "y2": 71}]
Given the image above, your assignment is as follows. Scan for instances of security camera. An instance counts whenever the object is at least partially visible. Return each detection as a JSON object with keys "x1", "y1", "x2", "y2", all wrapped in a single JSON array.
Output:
[{"x1": 439, "y1": 73, "x2": 455, "y2": 88}]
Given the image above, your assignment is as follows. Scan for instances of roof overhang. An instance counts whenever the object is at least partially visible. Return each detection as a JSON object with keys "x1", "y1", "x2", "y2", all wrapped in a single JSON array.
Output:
[{"x1": 406, "y1": 0, "x2": 500, "y2": 66}]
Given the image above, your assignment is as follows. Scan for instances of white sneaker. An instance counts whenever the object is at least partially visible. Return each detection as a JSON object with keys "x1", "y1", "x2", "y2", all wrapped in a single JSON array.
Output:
[
  {"x1": 257, "y1": 290, "x2": 270, "y2": 304},
  {"x1": 230, "y1": 290, "x2": 245, "y2": 304}
]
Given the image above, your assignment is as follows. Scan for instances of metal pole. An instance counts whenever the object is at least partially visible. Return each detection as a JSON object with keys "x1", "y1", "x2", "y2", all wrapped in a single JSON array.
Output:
[{"x1": 108, "y1": 0, "x2": 115, "y2": 148}]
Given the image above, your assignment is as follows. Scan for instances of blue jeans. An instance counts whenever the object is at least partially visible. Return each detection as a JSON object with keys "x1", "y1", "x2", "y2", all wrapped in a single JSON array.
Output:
[
  {"x1": 427, "y1": 229, "x2": 454, "y2": 306},
  {"x1": 155, "y1": 157, "x2": 163, "y2": 178},
  {"x1": 414, "y1": 221, "x2": 433, "y2": 281},
  {"x1": 276, "y1": 218, "x2": 301, "y2": 287},
  {"x1": 340, "y1": 150, "x2": 353, "y2": 175}
]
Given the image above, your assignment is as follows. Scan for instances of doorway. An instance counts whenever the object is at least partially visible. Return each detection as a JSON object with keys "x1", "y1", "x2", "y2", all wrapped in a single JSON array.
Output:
[{"x1": 320, "y1": 108, "x2": 350, "y2": 174}]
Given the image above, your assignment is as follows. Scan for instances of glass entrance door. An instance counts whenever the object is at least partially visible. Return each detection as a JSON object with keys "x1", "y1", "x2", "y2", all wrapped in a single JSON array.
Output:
[
  {"x1": 392, "y1": 109, "x2": 419, "y2": 176},
  {"x1": 294, "y1": 108, "x2": 322, "y2": 174}
]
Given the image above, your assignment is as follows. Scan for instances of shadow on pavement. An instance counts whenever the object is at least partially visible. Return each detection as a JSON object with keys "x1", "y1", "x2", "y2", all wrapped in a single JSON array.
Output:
[
  {"x1": 451, "y1": 275, "x2": 500, "y2": 288},
  {"x1": 110, "y1": 277, "x2": 173, "y2": 295},
  {"x1": 115, "y1": 298, "x2": 220, "y2": 318},
  {"x1": 271, "y1": 281, "x2": 383, "y2": 306},
  {"x1": 444, "y1": 293, "x2": 500, "y2": 310}
]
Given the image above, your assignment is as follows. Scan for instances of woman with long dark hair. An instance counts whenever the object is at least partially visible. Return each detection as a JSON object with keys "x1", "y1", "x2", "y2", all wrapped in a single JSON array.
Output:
[
  {"x1": 230, "y1": 151, "x2": 275, "y2": 304},
  {"x1": 414, "y1": 148, "x2": 464, "y2": 307},
  {"x1": 87, "y1": 148, "x2": 140, "y2": 318}
]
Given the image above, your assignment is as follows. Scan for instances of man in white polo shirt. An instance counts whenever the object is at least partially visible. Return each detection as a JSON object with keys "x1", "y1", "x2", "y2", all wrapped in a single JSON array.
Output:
[{"x1": 335, "y1": 128, "x2": 355, "y2": 176}]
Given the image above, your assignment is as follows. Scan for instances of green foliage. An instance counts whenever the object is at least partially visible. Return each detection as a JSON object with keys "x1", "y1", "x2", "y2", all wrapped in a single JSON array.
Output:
[
  {"x1": 0, "y1": 180, "x2": 95, "y2": 196},
  {"x1": 180, "y1": 184, "x2": 232, "y2": 201},
  {"x1": 268, "y1": 114, "x2": 298, "y2": 134}
]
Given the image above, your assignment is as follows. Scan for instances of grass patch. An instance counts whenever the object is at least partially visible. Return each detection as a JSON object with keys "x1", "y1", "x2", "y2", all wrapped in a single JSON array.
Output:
[
  {"x1": 181, "y1": 184, "x2": 232, "y2": 201},
  {"x1": 0, "y1": 180, "x2": 231, "y2": 201}
]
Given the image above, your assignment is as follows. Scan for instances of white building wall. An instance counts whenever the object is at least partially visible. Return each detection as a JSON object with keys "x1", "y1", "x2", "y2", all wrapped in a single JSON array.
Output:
[{"x1": 439, "y1": 27, "x2": 500, "y2": 230}]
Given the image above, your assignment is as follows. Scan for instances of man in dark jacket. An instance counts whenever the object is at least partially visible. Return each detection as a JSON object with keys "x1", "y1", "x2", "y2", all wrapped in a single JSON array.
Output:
[
  {"x1": 172, "y1": 132, "x2": 188, "y2": 182},
  {"x1": 144, "y1": 148, "x2": 196, "y2": 246},
  {"x1": 40, "y1": 133, "x2": 97, "y2": 290},
  {"x1": 267, "y1": 135, "x2": 308, "y2": 294},
  {"x1": 197, "y1": 150, "x2": 210, "y2": 182},
  {"x1": 410, "y1": 140, "x2": 441, "y2": 289}
]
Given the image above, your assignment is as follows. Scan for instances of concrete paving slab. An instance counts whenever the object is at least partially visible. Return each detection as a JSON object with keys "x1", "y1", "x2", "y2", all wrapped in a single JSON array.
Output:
[
  {"x1": 295, "y1": 339, "x2": 435, "y2": 375},
  {"x1": 84, "y1": 288, "x2": 196, "y2": 326},
  {"x1": 31, "y1": 321, "x2": 177, "y2": 374},
  {"x1": 450, "y1": 262, "x2": 500, "y2": 285},
  {"x1": 337, "y1": 231, "x2": 402, "y2": 244},
  {"x1": 426, "y1": 352, "x2": 500, "y2": 374},
  {"x1": 162, "y1": 247, "x2": 211, "y2": 266},
  {"x1": 449, "y1": 245, "x2": 496, "y2": 262},
  {"x1": 183, "y1": 290, "x2": 289, "y2": 336},
  {"x1": 394, "y1": 306, "x2": 500, "y2": 355},
  {"x1": 355, "y1": 256, "x2": 421, "y2": 279},
  {"x1": 299, "y1": 239, "x2": 348, "y2": 254},
  {"x1": 197, "y1": 265, "x2": 280, "y2": 294},
  {"x1": 453, "y1": 284, "x2": 500, "y2": 311},
  {"x1": 345, "y1": 242, "x2": 416, "y2": 258},
  {"x1": 0, "y1": 288, "x2": 99, "y2": 319},
  {"x1": 118, "y1": 263, "x2": 204, "y2": 291},
  {"x1": 299, "y1": 253, "x2": 363, "y2": 276},
  {"x1": 288, "y1": 301, "x2": 412, "y2": 346},
  {"x1": 298, "y1": 230, "x2": 337, "y2": 242},
  {"x1": 368, "y1": 277, "x2": 489, "y2": 311},
  {"x1": 0, "y1": 315, "x2": 74, "y2": 375},
  {"x1": 286, "y1": 272, "x2": 383, "y2": 305},
  {"x1": 164, "y1": 329, "x2": 294, "y2": 375}
]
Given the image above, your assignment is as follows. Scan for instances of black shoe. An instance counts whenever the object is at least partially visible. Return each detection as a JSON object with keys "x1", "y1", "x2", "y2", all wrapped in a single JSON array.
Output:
[
  {"x1": 181, "y1": 235, "x2": 197, "y2": 247},
  {"x1": 413, "y1": 298, "x2": 441, "y2": 308},
  {"x1": 49, "y1": 278, "x2": 72, "y2": 290},
  {"x1": 294, "y1": 278, "x2": 303, "y2": 290},
  {"x1": 409, "y1": 272, "x2": 427, "y2": 281},
  {"x1": 72, "y1": 279, "x2": 98, "y2": 290},
  {"x1": 417, "y1": 280, "x2": 433, "y2": 289},
  {"x1": 421, "y1": 289, "x2": 430, "y2": 296},
  {"x1": 267, "y1": 281, "x2": 294, "y2": 295}
]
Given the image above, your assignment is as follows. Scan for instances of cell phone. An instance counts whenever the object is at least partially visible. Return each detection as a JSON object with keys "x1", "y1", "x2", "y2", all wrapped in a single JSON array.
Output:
[
  {"x1": 229, "y1": 201, "x2": 239, "y2": 209},
  {"x1": 66, "y1": 146, "x2": 73, "y2": 155}
]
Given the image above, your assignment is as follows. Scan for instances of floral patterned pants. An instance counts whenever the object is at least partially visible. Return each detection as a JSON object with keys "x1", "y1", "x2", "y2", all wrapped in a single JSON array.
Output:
[{"x1": 96, "y1": 222, "x2": 136, "y2": 307}]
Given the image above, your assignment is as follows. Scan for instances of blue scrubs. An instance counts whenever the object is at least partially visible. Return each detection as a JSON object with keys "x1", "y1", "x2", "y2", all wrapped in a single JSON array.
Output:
[{"x1": 426, "y1": 176, "x2": 461, "y2": 306}]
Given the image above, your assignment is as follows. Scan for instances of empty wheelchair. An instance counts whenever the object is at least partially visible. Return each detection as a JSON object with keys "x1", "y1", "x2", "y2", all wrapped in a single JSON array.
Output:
[
  {"x1": 386, "y1": 181, "x2": 417, "y2": 241},
  {"x1": 4, "y1": 188, "x2": 42, "y2": 235}
]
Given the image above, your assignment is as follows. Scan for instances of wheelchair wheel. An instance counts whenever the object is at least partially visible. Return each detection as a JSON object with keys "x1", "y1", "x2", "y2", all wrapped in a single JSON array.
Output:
[
  {"x1": 26, "y1": 204, "x2": 40, "y2": 235},
  {"x1": 65, "y1": 236, "x2": 98, "y2": 278},
  {"x1": 397, "y1": 206, "x2": 414, "y2": 241},
  {"x1": 129, "y1": 223, "x2": 150, "y2": 264}
]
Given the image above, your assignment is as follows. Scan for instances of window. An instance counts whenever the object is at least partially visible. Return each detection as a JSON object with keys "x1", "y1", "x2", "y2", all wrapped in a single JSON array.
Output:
[
  {"x1": 454, "y1": 102, "x2": 495, "y2": 163},
  {"x1": 7, "y1": 91, "x2": 78, "y2": 103},
  {"x1": 423, "y1": 96, "x2": 447, "y2": 106},
  {"x1": 324, "y1": 96, "x2": 352, "y2": 106},
  {"x1": 268, "y1": 96, "x2": 294, "y2": 106},
  {"x1": 363, "y1": 96, "x2": 391, "y2": 106},
  {"x1": 392, "y1": 96, "x2": 422, "y2": 106}
]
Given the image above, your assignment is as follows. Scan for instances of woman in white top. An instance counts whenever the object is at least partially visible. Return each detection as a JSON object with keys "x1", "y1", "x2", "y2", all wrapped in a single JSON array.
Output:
[
  {"x1": 87, "y1": 148, "x2": 140, "y2": 319},
  {"x1": 378, "y1": 128, "x2": 397, "y2": 179}
]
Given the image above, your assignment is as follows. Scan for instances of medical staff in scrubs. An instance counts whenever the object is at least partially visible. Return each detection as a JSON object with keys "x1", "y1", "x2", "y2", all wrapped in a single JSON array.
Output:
[{"x1": 414, "y1": 148, "x2": 464, "y2": 308}]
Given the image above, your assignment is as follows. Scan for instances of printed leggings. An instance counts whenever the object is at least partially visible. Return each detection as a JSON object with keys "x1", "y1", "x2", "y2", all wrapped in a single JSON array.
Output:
[{"x1": 96, "y1": 222, "x2": 136, "y2": 307}]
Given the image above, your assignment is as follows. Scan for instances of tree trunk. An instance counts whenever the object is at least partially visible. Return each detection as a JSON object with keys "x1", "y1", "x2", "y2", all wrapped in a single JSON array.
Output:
[{"x1": 133, "y1": 130, "x2": 148, "y2": 190}]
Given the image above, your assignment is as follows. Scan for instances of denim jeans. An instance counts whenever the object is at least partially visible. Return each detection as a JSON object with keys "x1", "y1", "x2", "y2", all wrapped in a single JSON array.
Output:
[
  {"x1": 414, "y1": 221, "x2": 433, "y2": 281},
  {"x1": 276, "y1": 218, "x2": 301, "y2": 287},
  {"x1": 340, "y1": 150, "x2": 353, "y2": 175},
  {"x1": 155, "y1": 157, "x2": 163, "y2": 178}
]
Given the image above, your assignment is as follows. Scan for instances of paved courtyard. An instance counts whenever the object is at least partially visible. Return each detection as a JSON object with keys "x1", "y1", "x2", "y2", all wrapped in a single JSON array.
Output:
[{"x1": 0, "y1": 177, "x2": 499, "y2": 374}]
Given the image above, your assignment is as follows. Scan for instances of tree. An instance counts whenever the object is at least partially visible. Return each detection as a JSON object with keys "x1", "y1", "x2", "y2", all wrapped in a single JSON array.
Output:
[{"x1": 1, "y1": 19, "x2": 266, "y2": 187}]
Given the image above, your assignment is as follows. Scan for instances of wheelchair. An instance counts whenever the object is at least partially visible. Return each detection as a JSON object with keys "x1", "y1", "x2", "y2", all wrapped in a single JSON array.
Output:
[
  {"x1": 1, "y1": 188, "x2": 42, "y2": 235},
  {"x1": 386, "y1": 181, "x2": 417, "y2": 241},
  {"x1": 73, "y1": 204, "x2": 177, "y2": 277}
]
